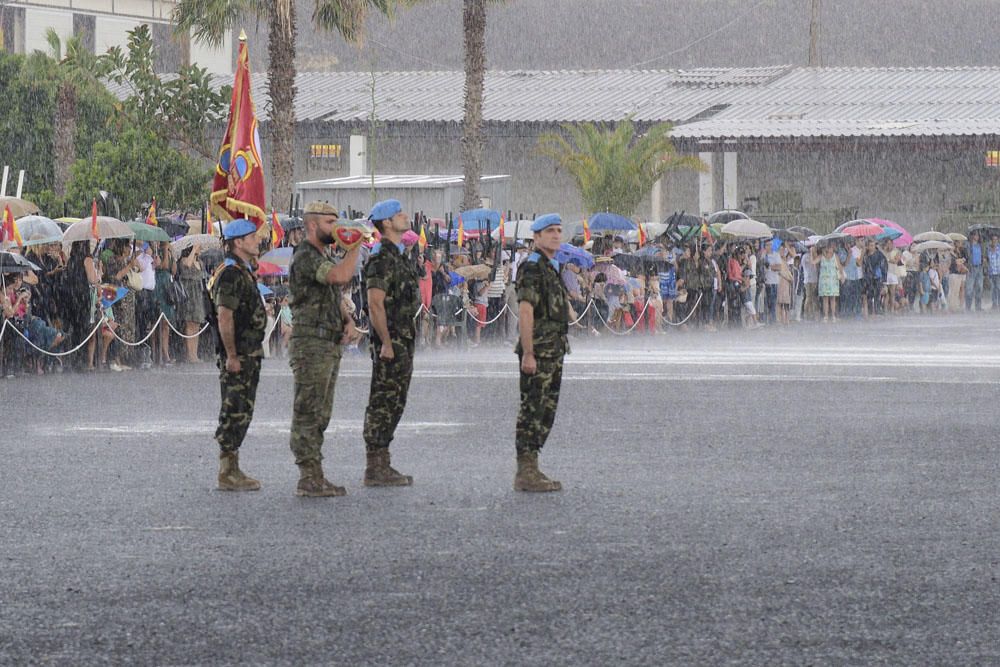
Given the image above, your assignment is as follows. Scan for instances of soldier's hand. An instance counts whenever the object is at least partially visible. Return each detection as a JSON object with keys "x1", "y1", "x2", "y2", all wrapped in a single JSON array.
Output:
[
  {"x1": 225, "y1": 355, "x2": 241, "y2": 373},
  {"x1": 380, "y1": 342, "x2": 395, "y2": 361},
  {"x1": 340, "y1": 321, "x2": 358, "y2": 345},
  {"x1": 521, "y1": 353, "x2": 537, "y2": 375}
]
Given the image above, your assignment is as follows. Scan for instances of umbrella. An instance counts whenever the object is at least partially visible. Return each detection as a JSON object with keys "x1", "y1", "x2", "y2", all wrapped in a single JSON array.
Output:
[
  {"x1": 839, "y1": 222, "x2": 884, "y2": 238},
  {"x1": 0, "y1": 196, "x2": 39, "y2": 219},
  {"x1": 947, "y1": 232, "x2": 968, "y2": 242},
  {"x1": 788, "y1": 225, "x2": 818, "y2": 238},
  {"x1": 968, "y1": 223, "x2": 1000, "y2": 234},
  {"x1": 595, "y1": 261, "x2": 627, "y2": 285},
  {"x1": 257, "y1": 283, "x2": 273, "y2": 297},
  {"x1": 172, "y1": 234, "x2": 222, "y2": 253},
  {"x1": 0, "y1": 251, "x2": 42, "y2": 273},
  {"x1": 913, "y1": 231, "x2": 950, "y2": 243},
  {"x1": 555, "y1": 243, "x2": 594, "y2": 270},
  {"x1": 491, "y1": 220, "x2": 533, "y2": 241},
  {"x1": 256, "y1": 261, "x2": 287, "y2": 277},
  {"x1": 448, "y1": 271, "x2": 466, "y2": 288},
  {"x1": 720, "y1": 219, "x2": 772, "y2": 239},
  {"x1": 260, "y1": 246, "x2": 294, "y2": 267},
  {"x1": 158, "y1": 215, "x2": 190, "y2": 239},
  {"x1": 589, "y1": 212, "x2": 636, "y2": 233},
  {"x1": 868, "y1": 219, "x2": 912, "y2": 248},
  {"x1": 913, "y1": 240, "x2": 954, "y2": 253},
  {"x1": 98, "y1": 284, "x2": 129, "y2": 309},
  {"x1": 803, "y1": 234, "x2": 823, "y2": 247},
  {"x1": 611, "y1": 253, "x2": 641, "y2": 273},
  {"x1": 457, "y1": 208, "x2": 502, "y2": 231},
  {"x1": 635, "y1": 244, "x2": 665, "y2": 258},
  {"x1": 15, "y1": 216, "x2": 63, "y2": 246},
  {"x1": 771, "y1": 228, "x2": 805, "y2": 241},
  {"x1": 62, "y1": 217, "x2": 133, "y2": 245},
  {"x1": 817, "y1": 232, "x2": 852, "y2": 247},
  {"x1": 707, "y1": 210, "x2": 749, "y2": 226},
  {"x1": 626, "y1": 222, "x2": 668, "y2": 243},
  {"x1": 454, "y1": 264, "x2": 491, "y2": 280},
  {"x1": 128, "y1": 221, "x2": 171, "y2": 243}
]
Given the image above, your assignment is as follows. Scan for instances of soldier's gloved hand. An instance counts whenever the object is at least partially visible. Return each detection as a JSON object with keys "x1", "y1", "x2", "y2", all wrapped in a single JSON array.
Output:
[
  {"x1": 521, "y1": 353, "x2": 537, "y2": 375},
  {"x1": 380, "y1": 342, "x2": 395, "y2": 361},
  {"x1": 225, "y1": 355, "x2": 242, "y2": 373}
]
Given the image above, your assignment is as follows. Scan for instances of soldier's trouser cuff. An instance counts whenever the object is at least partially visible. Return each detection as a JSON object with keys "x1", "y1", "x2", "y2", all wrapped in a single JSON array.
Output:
[{"x1": 515, "y1": 442, "x2": 541, "y2": 455}]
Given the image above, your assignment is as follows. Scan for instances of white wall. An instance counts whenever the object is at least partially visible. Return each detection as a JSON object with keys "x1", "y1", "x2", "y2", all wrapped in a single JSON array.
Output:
[
  {"x1": 189, "y1": 29, "x2": 232, "y2": 76},
  {"x1": 23, "y1": 8, "x2": 73, "y2": 56}
]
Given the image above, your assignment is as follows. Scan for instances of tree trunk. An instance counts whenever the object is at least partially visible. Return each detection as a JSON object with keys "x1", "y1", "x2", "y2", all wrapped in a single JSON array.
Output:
[
  {"x1": 267, "y1": 1, "x2": 297, "y2": 213},
  {"x1": 53, "y1": 80, "x2": 76, "y2": 197},
  {"x1": 461, "y1": 0, "x2": 486, "y2": 212}
]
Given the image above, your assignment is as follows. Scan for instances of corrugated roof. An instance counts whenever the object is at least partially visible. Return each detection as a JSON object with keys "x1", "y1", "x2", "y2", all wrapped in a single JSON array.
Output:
[
  {"x1": 673, "y1": 67, "x2": 1000, "y2": 139},
  {"x1": 107, "y1": 66, "x2": 1000, "y2": 137}
]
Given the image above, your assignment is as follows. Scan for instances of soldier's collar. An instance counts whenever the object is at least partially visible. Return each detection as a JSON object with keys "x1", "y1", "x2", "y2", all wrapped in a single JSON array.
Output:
[{"x1": 223, "y1": 254, "x2": 253, "y2": 271}]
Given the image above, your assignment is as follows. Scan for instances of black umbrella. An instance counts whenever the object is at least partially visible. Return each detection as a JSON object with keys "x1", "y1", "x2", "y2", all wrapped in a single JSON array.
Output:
[
  {"x1": 0, "y1": 251, "x2": 42, "y2": 273},
  {"x1": 160, "y1": 216, "x2": 190, "y2": 239},
  {"x1": 772, "y1": 228, "x2": 805, "y2": 241},
  {"x1": 787, "y1": 225, "x2": 818, "y2": 238},
  {"x1": 611, "y1": 253, "x2": 642, "y2": 273}
]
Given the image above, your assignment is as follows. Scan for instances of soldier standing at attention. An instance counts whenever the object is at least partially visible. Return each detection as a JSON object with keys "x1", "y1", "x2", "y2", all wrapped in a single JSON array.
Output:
[
  {"x1": 514, "y1": 214, "x2": 570, "y2": 492},
  {"x1": 210, "y1": 218, "x2": 267, "y2": 491},
  {"x1": 288, "y1": 201, "x2": 360, "y2": 497},
  {"x1": 362, "y1": 199, "x2": 420, "y2": 486}
]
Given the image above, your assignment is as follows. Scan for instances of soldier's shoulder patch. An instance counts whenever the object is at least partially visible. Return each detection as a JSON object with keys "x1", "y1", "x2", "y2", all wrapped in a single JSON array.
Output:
[{"x1": 526, "y1": 252, "x2": 541, "y2": 263}]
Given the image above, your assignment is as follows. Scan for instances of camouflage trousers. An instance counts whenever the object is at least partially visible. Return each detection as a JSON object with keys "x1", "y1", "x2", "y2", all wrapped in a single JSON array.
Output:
[
  {"x1": 515, "y1": 353, "x2": 564, "y2": 455},
  {"x1": 363, "y1": 340, "x2": 414, "y2": 451},
  {"x1": 288, "y1": 337, "x2": 343, "y2": 466},
  {"x1": 215, "y1": 355, "x2": 262, "y2": 453}
]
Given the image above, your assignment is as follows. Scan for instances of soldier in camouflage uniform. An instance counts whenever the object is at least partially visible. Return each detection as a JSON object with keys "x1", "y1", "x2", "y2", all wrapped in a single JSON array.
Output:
[
  {"x1": 362, "y1": 199, "x2": 421, "y2": 486},
  {"x1": 287, "y1": 201, "x2": 361, "y2": 497},
  {"x1": 210, "y1": 218, "x2": 267, "y2": 491},
  {"x1": 514, "y1": 213, "x2": 570, "y2": 492}
]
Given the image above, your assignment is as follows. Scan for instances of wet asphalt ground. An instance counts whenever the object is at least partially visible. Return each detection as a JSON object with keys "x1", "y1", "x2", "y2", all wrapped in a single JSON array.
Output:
[{"x1": 2, "y1": 313, "x2": 999, "y2": 665}]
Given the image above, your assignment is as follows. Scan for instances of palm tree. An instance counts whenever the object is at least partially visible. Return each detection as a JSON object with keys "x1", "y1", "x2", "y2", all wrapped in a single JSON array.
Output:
[
  {"x1": 537, "y1": 118, "x2": 706, "y2": 218},
  {"x1": 173, "y1": 0, "x2": 400, "y2": 211},
  {"x1": 461, "y1": 0, "x2": 506, "y2": 211},
  {"x1": 43, "y1": 29, "x2": 102, "y2": 198}
]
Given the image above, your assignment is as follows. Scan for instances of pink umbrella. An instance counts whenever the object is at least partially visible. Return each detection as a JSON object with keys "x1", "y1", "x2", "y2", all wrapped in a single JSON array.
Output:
[
  {"x1": 841, "y1": 222, "x2": 883, "y2": 237},
  {"x1": 866, "y1": 218, "x2": 912, "y2": 248},
  {"x1": 401, "y1": 229, "x2": 419, "y2": 247}
]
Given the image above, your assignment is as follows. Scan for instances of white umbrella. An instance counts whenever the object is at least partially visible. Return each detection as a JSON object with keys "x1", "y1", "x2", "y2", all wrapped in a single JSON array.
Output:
[
  {"x1": 172, "y1": 234, "x2": 222, "y2": 253},
  {"x1": 720, "y1": 218, "x2": 772, "y2": 239},
  {"x1": 912, "y1": 240, "x2": 954, "y2": 253},
  {"x1": 626, "y1": 222, "x2": 668, "y2": 242},
  {"x1": 491, "y1": 220, "x2": 534, "y2": 241},
  {"x1": 15, "y1": 215, "x2": 63, "y2": 246},
  {"x1": 947, "y1": 232, "x2": 968, "y2": 242},
  {"x1": 61, "y1": 217, "x2": 133, "y2": 249},
  {"x1": 912, "y1": 231, "x2": 950, "y2": 242}
]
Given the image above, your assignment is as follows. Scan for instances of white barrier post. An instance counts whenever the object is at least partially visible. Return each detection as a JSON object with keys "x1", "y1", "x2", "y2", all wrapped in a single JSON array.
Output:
[{"x1": 15, "y1": 170, "x2": 25, "y2": 198}]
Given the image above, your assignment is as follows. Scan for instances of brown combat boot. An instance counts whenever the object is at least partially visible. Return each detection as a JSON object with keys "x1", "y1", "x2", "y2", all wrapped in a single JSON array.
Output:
[
  {"x1": 364, "y1": 449, "x2": 413, "y2": 487},
  {"x1": 295, "y1": 461, "x2": 346, "y2": 497},
  {"x1": 514, "y1": 450, "x2": 562, "y2": 493},
  {"x1": 217, "y1": 451, "x2": 261, "y2": 491}
]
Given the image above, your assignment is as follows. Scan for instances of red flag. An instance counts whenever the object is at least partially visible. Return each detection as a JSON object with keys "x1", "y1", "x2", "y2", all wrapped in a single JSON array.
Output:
[
  {"x1": 145, "y1": 197, "x2": 158, "y2": 226},
  {"x1": 497, "y1": 214, "x2": 505, "y2": 244},
  {"x1": 270, "y1": 209, "x2": 284, "y2": 246},
  {"x1": 637, "y1": 222, "x2": 647, "y2": 247},
  {"x1": 583, "y1": 219, "x2": 592, "y2": 243},
  {"x1": 211, "y1": 32, "x2": 267, "y2": 229},
  {"x1": 418, "y1": 224, "x2": 428, "y2": 250},
  {"x1": 91, "y1": 199, "x2": 99, "y2": 241},
  {"x1": 206, "y1": 204, "x2": 215, "y2": 236},
  {"x1": 1, "y1": 205, "x2": 21, "y2": 247},
  {"x1": 457, "y1": 215, "x2": 465, "y2": 248}
]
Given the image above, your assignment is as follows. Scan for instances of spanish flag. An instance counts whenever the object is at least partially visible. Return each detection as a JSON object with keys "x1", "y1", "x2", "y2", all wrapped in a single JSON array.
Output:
[
  {"x1": 211, "y1": 31, "x2": 267, "y2": 228},
  {"x1": 582, "y1": 219, "x2": 591, "y2": 243},
  {"x1": 91, "y1": 199, "x2": 100, "y2": 241},
  {"x1": 145, "y1": 197, "x2": 158, "y2": 226},
  {"x1": 497, "y1": 214, "x2": 505, "y2": 244},
  {"x1": 456, "y1": 214, "x2": 465, "y2": 249},
  {"x1": 701, "y1": 222, "x2": 712, "y2": 240},
  {"x1": 206, "y1": 204, "x2": 215, "y2": 236},
  {"x1": 270, "y1": 209, "x2": 284, "y2": 247},
  {"x1": 1, "y1": 205, "x2": 21, "y2": 247},
  {"x1": 418, "y1": 224, "x2": 428, "y2": 250},
  {"x1": 637, "y1": 222, "x2": 647, "y2": 247}
]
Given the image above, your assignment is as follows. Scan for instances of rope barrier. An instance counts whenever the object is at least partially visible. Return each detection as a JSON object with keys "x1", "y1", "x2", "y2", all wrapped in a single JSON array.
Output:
[
  {"x1": 593, "y1": 298, "x2": 653, "y2": 336},
  {"x1": 0, "y1": 317, "x2": 105, "y2": 358},
  {"x1": 660, "y1": 292, "x2": 704, "y2": 327}
]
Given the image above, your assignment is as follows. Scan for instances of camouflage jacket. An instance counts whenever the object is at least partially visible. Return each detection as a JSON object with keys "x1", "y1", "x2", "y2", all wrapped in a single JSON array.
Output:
[
  {"x1": 289, "y1": 241, "x2": 344, "y2": 341},
  {"x1": 363, "y1": 241, "x2": 421, "y2": 346},
  {"x1": 515, "y1": 252, "x2": 569, "y2": 358},
  {"x1": 209, "y1": 255, "x2": 266, "y2": 357}
]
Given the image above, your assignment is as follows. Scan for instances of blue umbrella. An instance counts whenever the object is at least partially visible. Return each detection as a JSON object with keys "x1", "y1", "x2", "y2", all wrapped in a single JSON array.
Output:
[
  {"x1": 875, "y1": 226, "x2": 903, "y2": 242},
  {"x1": 257, "y1": 283, "x2": 273, "y2": 297},
  {"x1": 260, "y1": 246, "x2": 293, "y2": 266},
  {"x1": 555, "y1": 243, "x2": 594, "y2": 269},
  {"x1": 634, "y1": 244, "x2": 664, "y2": 258},
  {"x1": 457, "y1": 208, "x2": 502, "y2": 231},
  {"x1": 588, "y1": 212, "x2": 636, "y2": 232},
  {"x1": 448, "y1": 271, "x2": 466, "y2": 288}
]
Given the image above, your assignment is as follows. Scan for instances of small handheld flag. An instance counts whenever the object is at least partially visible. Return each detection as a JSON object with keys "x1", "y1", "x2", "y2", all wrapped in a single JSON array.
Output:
[
  {"x1": 457, "y1": 214, "x2": 465, "y2": 248},
  {"x1": 637, "y1": 222, "x2": 647, "y2": 247},
  {"x1": 583, "y1": 219, "x2": 592, "y2": 243},
  {"x1": 91, "y1": 199, "x2": 100, "y2": 241},
  {"x1": 1, "y1": 205, "x2": 21, "y2": 247},
  {"x1": 145, "y1": 197, "x2": 158, "y2": 226},
  {"x1": 270, "y1": 209, "x2": 284, "y2": 247},
  {"x1": 497, "y1": 214, "x2": 506, "y2": 244},
  {"x1": 418, "y1": 224, "x2": 428, "y2": 250},
  {"x1": 206, "y1": 204, "x2": 215, "y2": 236}
]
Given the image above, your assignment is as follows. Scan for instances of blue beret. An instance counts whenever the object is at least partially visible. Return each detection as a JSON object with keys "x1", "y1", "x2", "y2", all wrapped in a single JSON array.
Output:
[
  {"x1": 222, "y1": 218, "x2": 257, "y2": 240},
  {"x1": 368, "y1": 199, "x2": 403, "y2": 222},
  {"x1": 531, "y1": 213, "x2": 562, "y2": 233}
]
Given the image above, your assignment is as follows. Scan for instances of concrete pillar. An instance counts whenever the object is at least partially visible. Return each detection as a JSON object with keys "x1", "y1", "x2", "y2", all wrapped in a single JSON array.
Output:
[
  {"x1": 723, "y1": 151, "x2": 738, "y2": 210},
  {"x1": 698, "y1": 152, "x2": 715, "y2": 215},
  {"x1": 349, "y1": 135, "x2": 367, "y2": 177}
]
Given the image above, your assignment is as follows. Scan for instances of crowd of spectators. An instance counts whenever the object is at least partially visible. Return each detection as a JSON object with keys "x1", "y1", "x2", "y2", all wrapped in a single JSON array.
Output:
[{"x1": 3, "y1": 222, "x2": 998, "y2": 379}]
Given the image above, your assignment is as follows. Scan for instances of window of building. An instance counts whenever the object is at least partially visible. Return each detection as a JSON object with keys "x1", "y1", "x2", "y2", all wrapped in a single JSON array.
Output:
[
  {"x1": 309, "y1": 144, "x2": 343, "y2": 167},
  {"x1": 1, "y1": 6, "x2": 26, "y2": 54}
]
